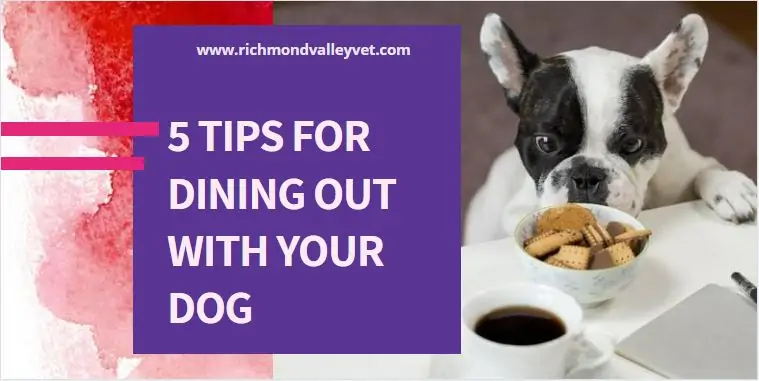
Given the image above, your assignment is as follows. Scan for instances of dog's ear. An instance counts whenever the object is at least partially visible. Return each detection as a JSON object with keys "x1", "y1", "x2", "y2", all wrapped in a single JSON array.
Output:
[
  {"x1": 480, "y1": 13, "x2": 541, "y2": 113},
  {"x1": 642, "y1": 14, "x2": 708, "y2": 112}
]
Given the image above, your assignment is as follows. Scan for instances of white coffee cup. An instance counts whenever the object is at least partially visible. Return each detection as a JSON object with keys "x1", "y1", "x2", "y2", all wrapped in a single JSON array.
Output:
[{"x1": 461, "y1": 283, "x2": 616, "y2": 379}]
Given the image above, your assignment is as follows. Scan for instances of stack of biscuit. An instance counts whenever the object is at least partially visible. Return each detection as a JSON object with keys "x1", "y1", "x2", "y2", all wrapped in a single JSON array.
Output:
[{"x1": 522, "y1": 204, "x2": 651, "y2": 270}]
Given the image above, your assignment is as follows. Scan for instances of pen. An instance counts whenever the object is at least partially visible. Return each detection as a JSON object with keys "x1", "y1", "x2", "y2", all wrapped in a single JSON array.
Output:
[{"x1": 731, "y1": 272, "x2": 757, "y2": 304}]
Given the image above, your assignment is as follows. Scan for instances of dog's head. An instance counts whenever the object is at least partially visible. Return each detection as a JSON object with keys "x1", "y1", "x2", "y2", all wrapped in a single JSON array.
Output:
[{"x1": 480, "y1": 13, "x2": 708, "y2": 216}]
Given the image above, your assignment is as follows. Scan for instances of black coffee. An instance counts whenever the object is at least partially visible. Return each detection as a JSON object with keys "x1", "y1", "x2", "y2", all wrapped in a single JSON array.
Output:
[{"x1": 474, "y1": 306, "x2": 566, "y2": 346}]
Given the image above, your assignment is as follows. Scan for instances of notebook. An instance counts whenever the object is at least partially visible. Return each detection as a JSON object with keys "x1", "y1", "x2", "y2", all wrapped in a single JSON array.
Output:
[{"x1": 616, "y1": 284, "x2": 757, "y2": 379}]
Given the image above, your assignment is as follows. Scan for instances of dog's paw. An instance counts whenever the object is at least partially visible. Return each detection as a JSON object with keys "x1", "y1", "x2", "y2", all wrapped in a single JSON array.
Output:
[{"x1": 700, "y1": 170, "x2": 757, "y2": 223}]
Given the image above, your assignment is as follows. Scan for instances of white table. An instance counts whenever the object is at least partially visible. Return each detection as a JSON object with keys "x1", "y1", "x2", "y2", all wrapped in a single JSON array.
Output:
[{"x1": 275, "y1": 201, "x2": 757, "y2": 379}]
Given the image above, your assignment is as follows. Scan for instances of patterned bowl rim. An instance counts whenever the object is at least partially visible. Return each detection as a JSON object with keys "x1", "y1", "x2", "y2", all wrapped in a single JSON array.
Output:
[{"x1": 514, "y1": 203, "x2": 650, "y2": 274}]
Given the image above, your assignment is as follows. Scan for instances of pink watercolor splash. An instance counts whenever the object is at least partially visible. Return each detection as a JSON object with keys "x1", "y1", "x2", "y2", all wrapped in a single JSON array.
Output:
[{"x1": 3, "y1": 2, "x2": 273, "y2": 378}]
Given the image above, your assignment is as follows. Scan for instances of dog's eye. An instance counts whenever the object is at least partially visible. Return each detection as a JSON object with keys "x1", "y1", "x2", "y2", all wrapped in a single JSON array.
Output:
[
  {"x1": 535, "y1": 135, "x2": 558, "y2": 154},
  {"x1": 621, "y1": 138, "x2": 643, "y2": 154}
]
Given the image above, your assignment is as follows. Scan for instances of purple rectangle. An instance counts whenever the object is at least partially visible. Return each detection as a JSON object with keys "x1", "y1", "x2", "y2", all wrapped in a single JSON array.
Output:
[{"x1": 133, "y1": 26, "x2": 461, "y2": 354}]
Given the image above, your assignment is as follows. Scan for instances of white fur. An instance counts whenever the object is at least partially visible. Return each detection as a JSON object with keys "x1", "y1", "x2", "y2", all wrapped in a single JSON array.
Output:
[
  {"x1": 480, "y1": 13, "x2": 528, "y2": 100},
  {"x1": 642, "y1": 14, "x2": 709, "y2": 111},
  {"x1": 465, "y1": 14, "x2": 758, "y2": 245}
]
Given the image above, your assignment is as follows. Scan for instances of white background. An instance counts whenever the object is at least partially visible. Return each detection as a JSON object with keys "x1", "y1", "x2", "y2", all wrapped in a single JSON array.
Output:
[{"x1": 0, "y1": 26, "x2": 126, "y2": 378}]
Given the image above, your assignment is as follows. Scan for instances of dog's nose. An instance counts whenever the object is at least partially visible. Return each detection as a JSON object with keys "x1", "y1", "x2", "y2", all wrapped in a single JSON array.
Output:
[{"x1": 570, "y1": 165, "x2": 607, "y2": 193}]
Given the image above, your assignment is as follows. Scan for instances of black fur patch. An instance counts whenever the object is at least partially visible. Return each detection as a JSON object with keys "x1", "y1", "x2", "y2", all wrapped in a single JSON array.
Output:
[
  {"x1": 515, "y1": 56, "x2": 586, "y2": 191},
  {"x1": 608, "y1": 65, "x2": 667, "y2": 165}
]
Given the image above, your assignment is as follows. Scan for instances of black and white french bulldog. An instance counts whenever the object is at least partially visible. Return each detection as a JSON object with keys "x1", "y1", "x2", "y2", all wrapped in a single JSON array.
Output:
[{"x1": 465, "y1": 13, "x2": 757, "y2": 244}]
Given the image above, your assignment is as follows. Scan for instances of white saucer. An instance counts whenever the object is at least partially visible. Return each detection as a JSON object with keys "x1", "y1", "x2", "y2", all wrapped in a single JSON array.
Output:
[{"x1": 427, "y1": 354, "x2": 612, "y2": 379}]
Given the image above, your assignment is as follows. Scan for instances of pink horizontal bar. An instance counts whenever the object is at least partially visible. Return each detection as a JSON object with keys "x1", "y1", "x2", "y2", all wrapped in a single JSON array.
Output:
[
  {"x1": 0, "y1": 122, "x2": 159, "y2": 137},
  {"x1": 1, "y1": 157, "x2": 145, "y2": 171}
]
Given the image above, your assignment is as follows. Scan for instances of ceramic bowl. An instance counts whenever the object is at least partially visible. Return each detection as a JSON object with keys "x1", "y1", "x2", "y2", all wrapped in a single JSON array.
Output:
[{"x1": 514, "y1": 203, "x2": 649, "y2": 307}]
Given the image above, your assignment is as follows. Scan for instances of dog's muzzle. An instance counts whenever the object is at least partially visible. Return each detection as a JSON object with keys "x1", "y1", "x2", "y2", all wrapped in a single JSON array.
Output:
[{"x1": 567, "y1": 162, "x2": 609, "y2": 204}]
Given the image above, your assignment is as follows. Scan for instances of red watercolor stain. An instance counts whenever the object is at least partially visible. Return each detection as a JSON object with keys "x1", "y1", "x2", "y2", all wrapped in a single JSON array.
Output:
[{"x1": 4, "y1": 2, "x2": 273, "y2": 378}]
